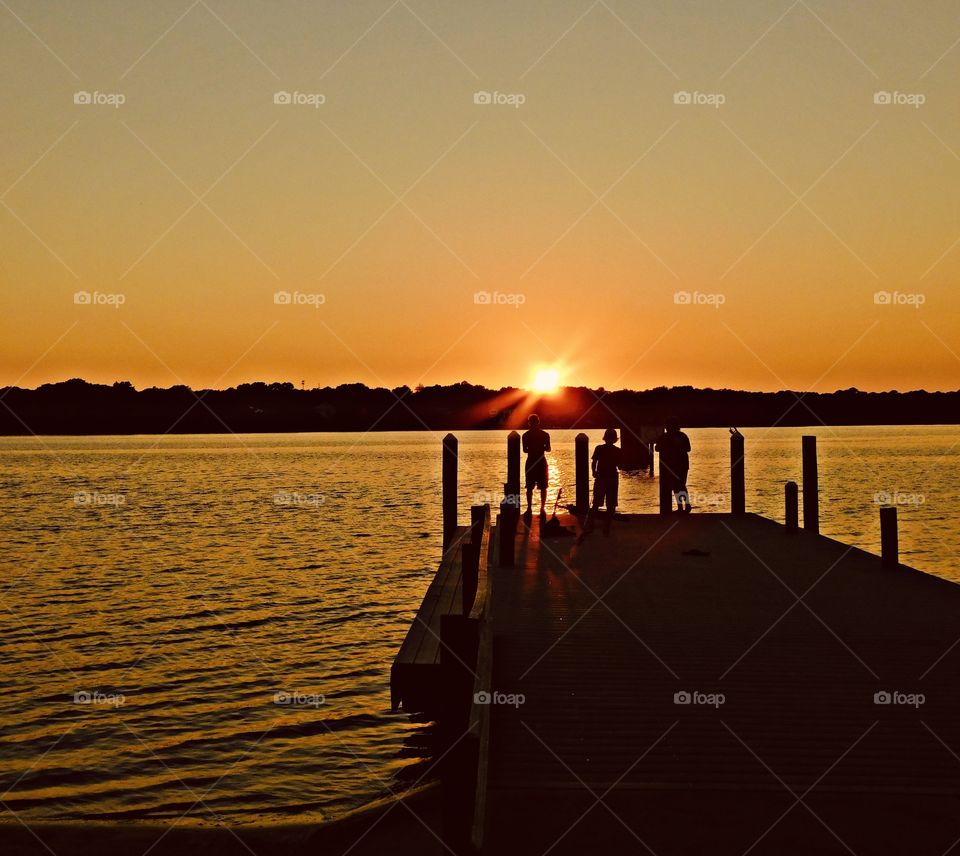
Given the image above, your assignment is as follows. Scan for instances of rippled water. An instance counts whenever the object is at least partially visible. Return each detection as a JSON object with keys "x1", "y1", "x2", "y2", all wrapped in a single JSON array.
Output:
[{"x1": 0, "y1": 427, "x2": 957, "y2": 824}]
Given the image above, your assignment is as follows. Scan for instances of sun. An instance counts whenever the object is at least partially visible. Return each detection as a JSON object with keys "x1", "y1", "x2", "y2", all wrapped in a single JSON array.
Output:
[{"x1": 530, "y1": 367, "x2": 561, "y2": 394}]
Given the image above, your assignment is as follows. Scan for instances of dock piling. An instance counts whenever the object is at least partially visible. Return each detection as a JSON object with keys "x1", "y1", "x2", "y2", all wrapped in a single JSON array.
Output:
[
  {"x1": 785, "y1": 481, "x2": 799, "y2": 531},
  {"x1": 461, "y1": 506, "x2": 485, "y2": 613},
  {"x1": 730, "y1": 429, "x2": 745, "y2": 514},
  {"x1": 575, "y1": 432, "x2": 589, "y2": 512},
  {"x1": 881, "y1": 506, "x2": 899, "y2": 567},
  {"x1": 802, "y1": 435, "x2": 819, "y2": 534},
  {"x1": 442, "y1": 433, "x2": 458, "y2": 547},
  {"x1": 658, "y1": 452, "x2": 672, "y2": 515},
  {"x1": 506, "y1": 431, "x2": 520, "y2": 500},
  {"x1": 499, "y1": 482, "x2": 518, "y2": 567}
]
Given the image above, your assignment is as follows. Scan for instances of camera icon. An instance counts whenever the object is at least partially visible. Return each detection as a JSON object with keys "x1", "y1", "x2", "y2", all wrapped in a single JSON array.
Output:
[
  {"x1": 74, "y1": 291, "x2": 92, "y2": 305},
  {"x1": 474, "y1": 291, "x2": 492, "y2": 305},
  {"x1": 873, "y1": 291, "x2": 891, "y2": 305},
  {"x1": 874, "y1": 491, "x2": 892, "y2": 505},
  {"x1": 273, "y1": 90, "x2": 292, "y2": 105},
  {"x1": 673, "y1": 91, "x2": 692, "y2": 105},
  {"x1": 73, "y1": 91, "x2": 92, "y2": 105},
  {"x1": 873, "y1": 91, "x2": 892, "y2": 105},
  {"x1": 673, "y1": 290, "x2": 692, "y2": 305},
  {"x1": 74, "y1": 690, "x2": 92, "y2": 704},
  {"x1": 473, "y1": 90, "x2": 492, "y2": 105},
  {"x1": 874, "y1": 690, "x2": 892, "y2": 705},
  {"x1": 274, "y1": 290, "x2": 292, "y2": 305},
  {"x1": 273, "y1": 691, "x2": 291, "y2": 705},
  {"x1": 473, "y1": 691, "x2": 491, "y2": 705},
  {"x1": 673, "y1": 690, "x2": 691, "y2": 704}
]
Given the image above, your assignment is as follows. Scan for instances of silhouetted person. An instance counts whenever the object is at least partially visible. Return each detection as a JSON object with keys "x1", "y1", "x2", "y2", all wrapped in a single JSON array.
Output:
[
  {"x1": 656, "y1": 417, "x2": 691, "y2": 513},
  {"x1": 583, "y1": 427, "x2": 622, "y2": 537},
  {"x1": 522, "y1": 414, "x2": 551, "y2": 522}
]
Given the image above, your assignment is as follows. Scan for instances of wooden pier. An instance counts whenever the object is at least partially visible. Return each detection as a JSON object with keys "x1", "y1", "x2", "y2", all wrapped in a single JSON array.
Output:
[{"x1": 391, "y1": 434, "x2": 960, "y2": 855}]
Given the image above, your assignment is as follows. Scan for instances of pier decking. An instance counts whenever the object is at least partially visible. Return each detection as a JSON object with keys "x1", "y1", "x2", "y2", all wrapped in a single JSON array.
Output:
[
  {"x1": 485, "y1": 512, "x2": 960, "y2": 854},
  {"x1": 390, "y1": 433, "x2": 960, "y2": 854}
]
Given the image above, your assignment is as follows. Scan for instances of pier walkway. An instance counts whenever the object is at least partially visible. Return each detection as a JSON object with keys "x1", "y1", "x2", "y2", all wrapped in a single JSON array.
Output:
[
  {"x1": 483, "y1": 512, "x2": 960, "y2": 854},
  {"x1": 391, "y1": 433, "x2": 960, "y2": 854}
]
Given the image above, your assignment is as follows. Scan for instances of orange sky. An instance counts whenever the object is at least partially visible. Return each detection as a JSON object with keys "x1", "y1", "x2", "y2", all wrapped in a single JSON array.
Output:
[{"x1": 1, "y1": 1, "x2": 959, "y2": 392}]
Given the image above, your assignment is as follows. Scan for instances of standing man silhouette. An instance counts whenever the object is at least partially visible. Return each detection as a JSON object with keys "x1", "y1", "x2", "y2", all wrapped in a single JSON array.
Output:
[
  {"x1": 582, "y1": 427, "x2": 622, "y2": 538},
  {"x1": 522, "y1": 414, "x2": 551, "y2": 523},
  {"x1": 655, "y1": 417, "x2": 692, "y2": 513}
]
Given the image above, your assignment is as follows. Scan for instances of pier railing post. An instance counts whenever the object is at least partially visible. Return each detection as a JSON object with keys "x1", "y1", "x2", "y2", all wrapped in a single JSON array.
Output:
[
  {"x1": 506, "y1": 430, "x2": 521, "y2": 501},
  {"x1": 575, "y1": 432, "x2": 589, "y2": 513},
  {"x1": 439, "y1": 612, "x2": 479, "y2": 852},
  {"x1": 802, "y1": 435, "x2": 819, "y2": 534},
  {"x1": 461, "y1": 505, "x2": 484, "y2": 613},
  {"x1": 658, "y1": 449, "x2": 672, "y2": 515},
  {"x1": 880, "y1": 506, "x2": 899, "y2": 567},
  {"x1": 498, "y1": 431, "x2": 521, "y2": 567},
  {"x1": 730, "y1": 430, "x2": 745, "y2": 514},
  {"x1": 442, "y1": 433, "x2": 458, "y2": 547},
  {"x1": 785, "y1": 481, "x2": 798, "y2": 532},
  {"x1": 499, "y1": 482, "x2": 518, "y2": 568}
]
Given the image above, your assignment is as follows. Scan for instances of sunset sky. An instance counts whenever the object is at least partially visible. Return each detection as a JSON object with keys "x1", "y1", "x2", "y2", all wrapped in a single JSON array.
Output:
[{"x1": 2, "y1": 1, "x2": 959, "y2": 392}]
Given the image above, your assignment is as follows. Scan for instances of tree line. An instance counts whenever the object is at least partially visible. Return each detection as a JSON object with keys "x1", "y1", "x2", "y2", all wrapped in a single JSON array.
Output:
[{"x1": 0, "y1": 378, "x2": 957, "y2": 434}]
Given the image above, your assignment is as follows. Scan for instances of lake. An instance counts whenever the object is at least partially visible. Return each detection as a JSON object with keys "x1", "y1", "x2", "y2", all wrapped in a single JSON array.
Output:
[{"x1": 0, "y1": 426, "x2": 957, "y2": 824}]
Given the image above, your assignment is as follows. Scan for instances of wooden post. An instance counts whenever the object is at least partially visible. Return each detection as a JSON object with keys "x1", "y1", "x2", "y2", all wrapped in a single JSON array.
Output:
[
  {"x1": 880, "y1": 506, "x2": 898, "y2": 567},
  {"x1": 575, "y1": 432, "x2": 589, "y2": 512},
  {"x1": 730, "y1": 430, "x2": 745, "y2": 514},
  {"x1": 506, "y1": 430, "x2": 521, "y2": 500},
  {"x1": 658, "y1": 452, "x2": 672, "y2": 515},
  {"x1": 461, "y1": 505, "x2": 484, "y2": 613},
  {"x1": 499, "y1": 482, "x2": 518, "y2": 568},
  {"x1": 802, "y1": 435, "x2": 819, "y2": 534},
  {"x1": 785, "y1": 481, "x2": 798, "y2": 531},
  {"x1": 442, "y1": 433, "x2": 458, "y2": 547},
  {"x1": 439, "y1": 612, "x2": 479, "y2": 851}
]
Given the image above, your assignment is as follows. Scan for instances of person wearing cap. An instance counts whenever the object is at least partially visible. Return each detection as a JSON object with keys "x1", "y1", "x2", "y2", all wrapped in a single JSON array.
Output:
[{"x1": 584, "y1": 427, "x2": 622, "y2": 537}]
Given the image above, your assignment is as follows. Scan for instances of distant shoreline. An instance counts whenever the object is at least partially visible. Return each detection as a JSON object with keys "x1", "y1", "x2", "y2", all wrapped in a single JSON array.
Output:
[{"x1": 2, "y1": 379, "x2": 958, "y2": 435}]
